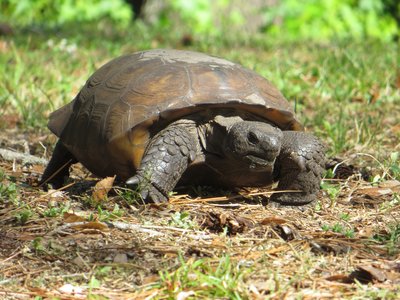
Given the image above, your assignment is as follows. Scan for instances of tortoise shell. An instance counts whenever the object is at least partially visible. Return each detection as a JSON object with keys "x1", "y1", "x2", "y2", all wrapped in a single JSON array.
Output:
[{"x1": 48, "y1": 49, "x2": 303, "y2": 180}]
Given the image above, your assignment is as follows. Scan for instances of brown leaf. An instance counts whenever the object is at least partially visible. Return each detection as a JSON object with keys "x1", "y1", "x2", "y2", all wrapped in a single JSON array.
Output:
[
  {"x1": 379, "y1": 180, "x2": 400, "y2": 193},
  {"x1": 63, "y1": 212, "x2": 85, "y2": 223},
  {"x1": 260, "y1": 216, "x2": 287, "y2": 225},
  {"x1": 72, "y1": 221, "x2": 109, "y2": 232},
  {"x1": 361, "y1": 187, "x2": 392, "y2": 197},
  {"x1": 325, "y1": 274, "x2": 352, "y2": 283},
  {"x1": 201, "y1": 211, "x2": 254, "y2": 235},
  {"x1": 92, "y1": 176, "x2": 116, "y2": 202},
  {"x1": 349, "y1": 265, "x2": 387, "y2": 283}
]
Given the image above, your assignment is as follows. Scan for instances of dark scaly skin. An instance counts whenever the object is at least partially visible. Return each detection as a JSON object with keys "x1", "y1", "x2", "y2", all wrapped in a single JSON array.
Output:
[
  {"x1": 40, "y1": 141, "x2": 77, "y2": 189},
  {"x1": 270, "y1": 131, "x2": 326, "y2": 205},
  {"x1": 126, "y1": 123, "x2": 197, "y2": 203}
]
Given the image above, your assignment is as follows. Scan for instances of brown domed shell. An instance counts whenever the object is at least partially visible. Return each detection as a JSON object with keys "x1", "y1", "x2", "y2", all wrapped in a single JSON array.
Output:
[{"x1": 48, "y1": 49, "x2": 302, "y2": 179}]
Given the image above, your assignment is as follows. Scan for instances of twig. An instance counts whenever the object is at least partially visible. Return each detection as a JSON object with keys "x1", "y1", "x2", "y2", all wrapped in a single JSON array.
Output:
[
  {"x1": 47, "y1": 220, "x2": 213, "y2": 240},
  {"x1": 170, "y1": 189, "x2": 300, "y2": 205},
  {"x1": 0, "y1": 148, "x2": 48, "y2": 165}
]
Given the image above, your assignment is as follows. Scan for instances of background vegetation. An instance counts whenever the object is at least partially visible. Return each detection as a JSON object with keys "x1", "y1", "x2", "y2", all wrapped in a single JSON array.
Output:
[{"x1": 1, "y1": 0, "x2": 399, "y2": 40}]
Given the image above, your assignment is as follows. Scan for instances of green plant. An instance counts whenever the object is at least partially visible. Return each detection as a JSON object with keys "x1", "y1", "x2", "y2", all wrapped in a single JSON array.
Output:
[
  {"x1": 340, "y1": 213, "x2": 351, "y2": 221},
  {"x1": 43, "y1": 204, "x2": 69, "y2": 217},
  {"x1": 95, "y1": 266, "x2": 113, "y2": 279},
  {"x1": 158, "y1": 254, "x2": 248, "y2": 299},
  {"x1": 263, "y1": 0, "x2": 399, "y2": 41},
  {"x1": 31, "y1": 237, "x2": 45, "y2": 253},
  {"x1": 15, "y1": 209, "x2": 32, "y2": 225},
  {"x1": 322, "y1": 222, "x2": 355, "y2": 238},
  {"x1": 97, "y1": 204, "x2": 124, "y2": 221},
  {"x1": 1, "y1": 0, "x2": 132, "y2": 27},
  {"x1": 321, "y1": 182, "x2": 341, "y2": 206},
  {"x1": 0, "y1": 181, "x2": 19, "y2": 205},
  {"x1": 373, "y1": 223, "x2": 400, "y2": 255},
  {"x1": 388, "y1": 152, "x2": 400, "y2": 179},
  {"x1": 115, "y1": 187, "x2": 145, "y2": 206},
  {"x1": 169, "y1": 211, "x2": 196, "y2": 230}
]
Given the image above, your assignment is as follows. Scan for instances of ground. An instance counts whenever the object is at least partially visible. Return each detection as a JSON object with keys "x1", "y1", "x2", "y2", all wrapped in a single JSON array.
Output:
[{"x1": 0, "y1": 25, "x2": 400, "y2": 299}]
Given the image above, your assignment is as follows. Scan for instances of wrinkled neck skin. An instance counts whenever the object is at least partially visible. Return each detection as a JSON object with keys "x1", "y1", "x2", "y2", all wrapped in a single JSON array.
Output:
[{"x1": 197, "y1": 115, "x2": 243, "y2": 156}]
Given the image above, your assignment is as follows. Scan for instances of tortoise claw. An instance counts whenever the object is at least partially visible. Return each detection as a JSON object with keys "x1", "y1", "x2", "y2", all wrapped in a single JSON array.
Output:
[
  {"x1": 126, "y1": 175, "x2": 168, "y2": 203},
  {"x1": 126, "y1": 176, "x2": 140, "y2": 186}
]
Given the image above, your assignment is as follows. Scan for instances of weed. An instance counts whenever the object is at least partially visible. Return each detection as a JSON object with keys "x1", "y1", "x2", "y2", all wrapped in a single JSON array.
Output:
[
  {"x1": 31, "y1": 237, "x2": 45, "y2": 253},
  {"x1": 88, "y1": 276, "x2": 101, "y2": 290},
  {"x1": 15, "y1": 209, "x2": 32, "y2": 225},
  {"x1": 0, "y1": 181, "x2": 19, "y2": 205},
  {"x1": 169, "y1": 211, "x2": 197, "y2": 230},
  {"x1": 95, "y1": 266, "x2": 113, "y2": 279},
  {"x1": 369, "y1": 152, "x2": 400, "y2": 183},
  {"x1": 321, "y1": 182, "x2": 341, "y2": 206},
  {"x1": 373, "y1": 223, "x2": 400, "y2": 256},
  {"x1": 388, "y1": 152, "x2": 400, "y2": 180},
  {"x1": 97, "y1": 204, "x2": 124, "y2": 221},
  {"x1": 339, "y1": 213, "x2": 350, "y2": 221},
  {"x1": 115, "y1": 187, "x2": 144, "y2": 206},
  {"x1": 321, "y1": 222, "x2": 355, "y2": 238},
  {"x1": 158, "y1": 254, "x2": 248, "y2": 299},
  {"x1": 43, "y1": 203, "x2": 69, "y2": 217},
  {"x1": 0, "y1": 168, "x2": 6, "y2": 181}
]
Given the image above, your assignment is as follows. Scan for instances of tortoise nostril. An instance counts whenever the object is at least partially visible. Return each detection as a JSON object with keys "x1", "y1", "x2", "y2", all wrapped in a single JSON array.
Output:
[{"x1": 247, "y1": 131, "x2": 259, "y2": 145}]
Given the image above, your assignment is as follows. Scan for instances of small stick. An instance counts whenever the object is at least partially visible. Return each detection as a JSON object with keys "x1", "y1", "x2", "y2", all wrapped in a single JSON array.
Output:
[{"x1": 0, "y1": 148, "x2": 48, "y2": 165}]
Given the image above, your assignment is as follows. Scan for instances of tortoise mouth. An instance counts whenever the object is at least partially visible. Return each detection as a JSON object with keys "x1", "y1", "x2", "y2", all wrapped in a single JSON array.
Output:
[{"x1": 244, "y1": 154, "x2": 275, "y2": 172}]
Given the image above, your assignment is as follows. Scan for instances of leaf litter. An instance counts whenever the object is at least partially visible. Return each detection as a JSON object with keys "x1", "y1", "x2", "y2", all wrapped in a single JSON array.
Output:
[{"x1": 1, "y1": 129, "x2": 400, "y2": 299}]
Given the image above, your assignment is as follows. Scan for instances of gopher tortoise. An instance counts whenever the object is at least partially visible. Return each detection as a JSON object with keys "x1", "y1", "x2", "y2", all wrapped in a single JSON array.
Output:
[{"x1": 40, "y1": 49, "x2": 325, "y2": 205}]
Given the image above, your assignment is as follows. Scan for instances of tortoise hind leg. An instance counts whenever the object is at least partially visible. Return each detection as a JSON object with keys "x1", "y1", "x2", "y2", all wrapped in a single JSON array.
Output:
[
  {"x1": 270, "y1": 131, "x2": 326, "y2": 206},
  {"x1": 40, "y1": 140, "x2": 77, "y2": 189}
]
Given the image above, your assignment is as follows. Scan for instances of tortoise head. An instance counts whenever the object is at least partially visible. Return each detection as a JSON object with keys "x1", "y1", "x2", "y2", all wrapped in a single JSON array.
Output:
[{"x1": 223, "y1": 121, "x2": 283, "y2": 172}]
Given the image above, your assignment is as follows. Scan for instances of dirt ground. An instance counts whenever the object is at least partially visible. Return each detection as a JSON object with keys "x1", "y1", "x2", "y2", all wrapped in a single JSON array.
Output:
[{"x1": 1, "y1": 124, "x2": 400, "y2": 299}]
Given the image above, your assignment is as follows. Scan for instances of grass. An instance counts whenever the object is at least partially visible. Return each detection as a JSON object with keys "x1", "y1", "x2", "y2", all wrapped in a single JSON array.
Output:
[{"x1": 0, "y1": 22, "x2": 400, "y2": 299}]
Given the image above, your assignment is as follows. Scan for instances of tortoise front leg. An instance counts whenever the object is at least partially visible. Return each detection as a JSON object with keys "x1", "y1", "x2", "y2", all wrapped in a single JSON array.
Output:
[
  {"x1": 270, "y1": 131, "x2": 326, "y2": 206},
  {"x1": 40, "y1": 140, "x2": 77, "y2": 189},
  {"x1": 126, "y1": 122, "x2": 197, "y2": 203}
]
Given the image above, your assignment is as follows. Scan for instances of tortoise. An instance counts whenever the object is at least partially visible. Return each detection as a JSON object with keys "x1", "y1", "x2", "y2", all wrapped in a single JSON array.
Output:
[{"x1": 40, "y1": 49, "x2": 325, "y2": 205}]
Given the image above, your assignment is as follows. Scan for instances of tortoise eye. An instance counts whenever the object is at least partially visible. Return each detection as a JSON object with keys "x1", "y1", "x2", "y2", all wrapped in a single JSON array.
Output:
[{"x1": 247, "y1": 131, "x2": 259, "y2": 145}]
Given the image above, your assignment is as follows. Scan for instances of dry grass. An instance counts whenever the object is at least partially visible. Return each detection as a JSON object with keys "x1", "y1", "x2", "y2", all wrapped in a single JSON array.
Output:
[
  {"x1": 1, "y1": 128, "x2": 400, "y2": 299},
  {"x1": 1, "y1": 26, "x2": 399, "y2": 299}
]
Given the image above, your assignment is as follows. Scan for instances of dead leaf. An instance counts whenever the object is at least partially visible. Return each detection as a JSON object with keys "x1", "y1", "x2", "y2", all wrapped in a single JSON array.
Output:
[
  {"x1": 349, "y1": 265, "x2": 387, "y2": 283},
  {"x1": 357, "y1": 187, "x2": 393, "y2": 197},
  {"x1": 63, "y1": 212, "x2": 85, "y2": 223},
  {"x1": 325, "y1": 273, "x2": 352, "y2": 283},
  {"x1": 142, "y1": 275, "x2": 160, "y2": 285},
  {"x1": 92, "y1": 176, "x2": 115, "y2": 202},
  {"x1": 379, "y1": 180, "x2": 400, "y2": 193},
  {"x1": 201, "y1": 211, "x2": 254, "y2": 235},
  {"x1": 72, "y1": 221, "x2": 109, "y2": 232},
  {"x1": 260, "y1": 216, "x2": 287, "y2": 225}
]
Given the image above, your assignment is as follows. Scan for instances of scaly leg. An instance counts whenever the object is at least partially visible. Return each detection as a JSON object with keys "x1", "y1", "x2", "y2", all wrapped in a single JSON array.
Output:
[
  {"x1": 270, "y1": 131, "x2": 326, "y2": 206},
  {"x1": 126, "y1": 122, "x2": 197, "y2": 203}
]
